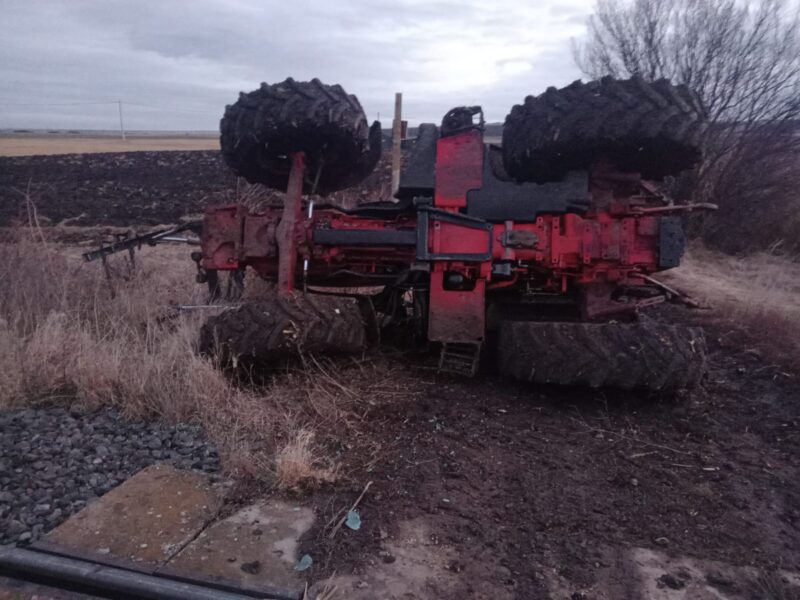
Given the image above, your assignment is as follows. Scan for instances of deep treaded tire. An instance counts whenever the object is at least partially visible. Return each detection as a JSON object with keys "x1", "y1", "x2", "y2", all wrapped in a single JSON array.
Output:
[
  {"x1": 498, "y1": 320, "x2": 706, "y2": 391},
  {"x1": 502, "y1": 76, "x2": 707, "y2": 183},
  {"x1": 220, "y1": 78, "x2": 382, "y2": 195},
  {"x1": 199, "y1": 293, "x2": 366, "y2": 364}
]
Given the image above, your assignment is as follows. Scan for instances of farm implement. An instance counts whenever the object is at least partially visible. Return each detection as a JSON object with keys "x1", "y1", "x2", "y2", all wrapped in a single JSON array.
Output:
[{"x1": 87, "y1": 77, "x2": 714, "y2": 391}]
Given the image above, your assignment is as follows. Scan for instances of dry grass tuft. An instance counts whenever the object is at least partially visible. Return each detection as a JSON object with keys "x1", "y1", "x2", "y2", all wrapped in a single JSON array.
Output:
[
  {"x1": 0, "y1": 224, "x2": 418, "y2": 492},
  {"x1": 275, "y1": 429, "x2": 338, "y2": 493},
  {"x1": 662, "y1": 242, "x2": 800, "y2": 370}
]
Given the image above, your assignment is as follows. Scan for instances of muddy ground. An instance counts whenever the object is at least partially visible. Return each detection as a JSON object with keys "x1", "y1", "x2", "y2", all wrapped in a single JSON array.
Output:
[
  {"x1": 301, "y1": 314, "x2": 800, "y2": 597},
  {"x1": 1, "y1": 151, "x2": 798, "y2": 599}
]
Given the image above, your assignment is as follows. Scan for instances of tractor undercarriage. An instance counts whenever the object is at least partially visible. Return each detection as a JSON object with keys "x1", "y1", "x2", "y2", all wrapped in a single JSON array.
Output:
[
  {"x1": 197, "y1": 111, "x2": 710, "y2": 388},
  {"x1": 86, "y1": 76, "x2": 714, "y2": 391}
]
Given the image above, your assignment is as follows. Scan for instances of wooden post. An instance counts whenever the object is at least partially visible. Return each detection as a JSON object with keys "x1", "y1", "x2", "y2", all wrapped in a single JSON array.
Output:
[{"x1": 391, "y1": 92, "x2": 402, "y2": 196}]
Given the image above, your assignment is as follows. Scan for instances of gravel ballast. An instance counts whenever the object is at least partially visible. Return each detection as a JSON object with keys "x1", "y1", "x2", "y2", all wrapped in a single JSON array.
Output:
[{"x1": 0, "y1": 405, "x2": 220, "y2": 545}]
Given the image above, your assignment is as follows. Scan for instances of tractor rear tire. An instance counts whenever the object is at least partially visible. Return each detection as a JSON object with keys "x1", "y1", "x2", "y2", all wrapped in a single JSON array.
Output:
[
  {"x1": 220, "y1": 78, "x2": 382, "y2": 195},
  {"x1": 497, "y1": 320, "x2": 706, "y2": 392},
  {"x1": 502, "y1": 76, "x2": 707, "y2": 183},
  {"x1": 199, "y1": 293, "x2": 366, "y2": 365}
]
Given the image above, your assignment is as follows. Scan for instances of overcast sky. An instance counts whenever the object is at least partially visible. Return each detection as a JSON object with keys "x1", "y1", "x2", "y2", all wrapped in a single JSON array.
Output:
[{"x1": 0, "y1": 0, "x2": 594, "y2": 131}]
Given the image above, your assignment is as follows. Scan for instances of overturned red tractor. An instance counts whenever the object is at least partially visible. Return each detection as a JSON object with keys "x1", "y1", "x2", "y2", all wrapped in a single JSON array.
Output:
[{"x1": 164, "y1": 78, "x2": 716, "y2": 390}]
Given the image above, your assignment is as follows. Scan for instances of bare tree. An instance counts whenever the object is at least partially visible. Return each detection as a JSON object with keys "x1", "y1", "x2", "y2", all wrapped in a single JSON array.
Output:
[{"x1": 574, "y1": 0, "x2": 800, "y2": 253}]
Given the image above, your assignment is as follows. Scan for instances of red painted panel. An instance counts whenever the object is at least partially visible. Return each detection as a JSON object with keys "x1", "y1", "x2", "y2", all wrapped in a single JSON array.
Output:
[
  {"x1": 428, "y1": 268, "x2": 486, "y2": 343},
  {"x1": 201, "y1": 205, "x2": 240, "y2": 270},
  {"x1": 430, "y1": 219, "x2": 491, "y2": 257},
  {"x1": 434, "y1": 130, "x2": 484, "y2": 209}
]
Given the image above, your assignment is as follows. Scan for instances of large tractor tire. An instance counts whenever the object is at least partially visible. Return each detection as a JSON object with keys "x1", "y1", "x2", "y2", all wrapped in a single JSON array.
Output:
[
  {"x1": 502, "y1": 76, "x2": 707, "y2": 183},
  {"x1": 498, "y1": 320, "x2": 706, "y2": 392},
  {"x1": 199, "y1": 293, "x2": 366, "y2": 365},
  {"x1": 220, "y1": 78, "x2": 382, "y2": 195}
]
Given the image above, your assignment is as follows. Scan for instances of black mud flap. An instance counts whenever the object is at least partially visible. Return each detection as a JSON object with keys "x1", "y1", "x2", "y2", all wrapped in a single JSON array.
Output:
[{"x1": 659, "y1": 216, "x2": 686, "y2": 269}]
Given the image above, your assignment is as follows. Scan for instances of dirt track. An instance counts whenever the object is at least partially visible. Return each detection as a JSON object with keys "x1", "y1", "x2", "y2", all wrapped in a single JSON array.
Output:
[
  {"x1": 297, "y1": 310, "x2": 800, "y2": 597},
  {"x1": 1, "y1": 150, "x2": 798, "y2": 598}
]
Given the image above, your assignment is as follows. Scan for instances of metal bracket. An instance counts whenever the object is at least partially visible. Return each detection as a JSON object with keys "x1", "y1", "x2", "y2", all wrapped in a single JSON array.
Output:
[{"x1": 416, "y1": 207, "x2": 493, "y2": 261}]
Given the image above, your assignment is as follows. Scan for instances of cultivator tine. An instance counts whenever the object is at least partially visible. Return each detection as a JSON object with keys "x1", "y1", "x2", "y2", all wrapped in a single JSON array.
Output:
[{"x1": 82, "y1": 222, "x2": 201, "y2": 263}]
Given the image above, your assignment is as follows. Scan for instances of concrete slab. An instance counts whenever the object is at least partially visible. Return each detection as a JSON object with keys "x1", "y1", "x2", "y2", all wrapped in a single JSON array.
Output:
[
  {"x1": 45, "y1": 464, "x2": 221, "y2": 566},
  {"x1": 168, "y1": 501, "x2": 314, "y2": 590}
]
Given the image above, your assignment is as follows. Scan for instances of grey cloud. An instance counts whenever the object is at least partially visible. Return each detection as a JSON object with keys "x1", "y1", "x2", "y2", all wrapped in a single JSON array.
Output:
[{"x1": 0, "y1": 0, "x2": 594, "y2": 130}]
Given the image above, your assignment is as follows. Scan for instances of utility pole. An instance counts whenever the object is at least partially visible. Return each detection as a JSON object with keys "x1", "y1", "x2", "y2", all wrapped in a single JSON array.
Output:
[
  {"x1": 118, "y1": 100, "x2": 126, "y2": 141},
  {"x1": 391, "y1": 93, "x2": 402, "y2": 196}
]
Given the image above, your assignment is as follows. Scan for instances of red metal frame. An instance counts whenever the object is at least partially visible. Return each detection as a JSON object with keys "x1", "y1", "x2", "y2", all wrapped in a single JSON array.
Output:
[{"x1": 200, "y1": 129, "x2": 674, "y2": 345}]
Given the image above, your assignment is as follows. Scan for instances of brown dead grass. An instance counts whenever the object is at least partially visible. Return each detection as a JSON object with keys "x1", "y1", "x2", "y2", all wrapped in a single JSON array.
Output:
[
  {"x1": 661, "y1": 243, "x2": 800, "y2": 370},
  {"x1": 275, "y1": 429, "x2": 338, "y2": 493},
  {"x1": 0, "y1": 225, "x2": 417, "y2": 492},
  {"x1": 0, "y1": 135, "x2": 219, "y2": 157}
]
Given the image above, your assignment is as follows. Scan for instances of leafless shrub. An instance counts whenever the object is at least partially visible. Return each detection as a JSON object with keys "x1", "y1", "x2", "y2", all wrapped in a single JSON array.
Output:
[{"x1": 575, "y1": 0, "x2": 800, "y2": 253}]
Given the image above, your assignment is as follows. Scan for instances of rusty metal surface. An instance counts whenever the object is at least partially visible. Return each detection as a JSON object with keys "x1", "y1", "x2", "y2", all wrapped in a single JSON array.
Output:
[{"x1": 276, "y1": 152, "x2": 305, "y2": 294}]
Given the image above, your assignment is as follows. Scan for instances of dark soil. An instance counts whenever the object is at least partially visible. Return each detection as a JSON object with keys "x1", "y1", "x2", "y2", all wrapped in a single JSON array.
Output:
[
  {"x1": 0, "y1": 149, "x2": 394, "y2": 229},
  {"x1": 301, "y1": 311, "x2": 800, "y2": 598},
  {"x1": 0, "y1": 151, "x2": 237, "y2": 227}
]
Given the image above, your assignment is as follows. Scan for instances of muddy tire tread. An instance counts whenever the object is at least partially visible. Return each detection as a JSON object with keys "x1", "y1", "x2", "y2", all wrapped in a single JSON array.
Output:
[
  {"x1": 220, "y1": 78, "x2": 381, "y2": 195},
  {"x1": 199, "y1": 294, "x2": 366, "y2": 364},
  {"x1": 502, "y1": 76, "x2": 708, "y2": 183},
  {"x1": 498, "y1": 320, "x2": 707, "y2": 391}
]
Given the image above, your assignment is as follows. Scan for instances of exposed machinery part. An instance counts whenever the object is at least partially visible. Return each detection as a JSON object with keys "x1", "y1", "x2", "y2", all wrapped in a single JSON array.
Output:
[
  {"x1": 179, "y1": 76, "x2": 718, "y2": 391},
  {"x1": 440, "y1": 105, "x2": 484, "y2": 137},
  {"x1": 199, "y1": 293, "x2": 366, "y2": 365},
  {"x1": 502, "y1": 76, "x2": 708, "y2": 183},
  {"x1": 497, "y1": 320, "x2": 707, "y2": 391},
  {"x1": 220, "y1": 78, "x2": 382, "y2": 195}
]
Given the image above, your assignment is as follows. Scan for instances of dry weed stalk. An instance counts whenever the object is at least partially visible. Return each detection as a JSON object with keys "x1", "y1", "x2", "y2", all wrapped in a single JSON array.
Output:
[
  {"x1": 0, "y1": 220, "x2": 418, "y2": 492},
  {"x1": 662, "y1": 242, "x2": 800, "y2": 370},
  {"x1": 275, "y1": 429, "x2": 338, "y2": 493}
]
